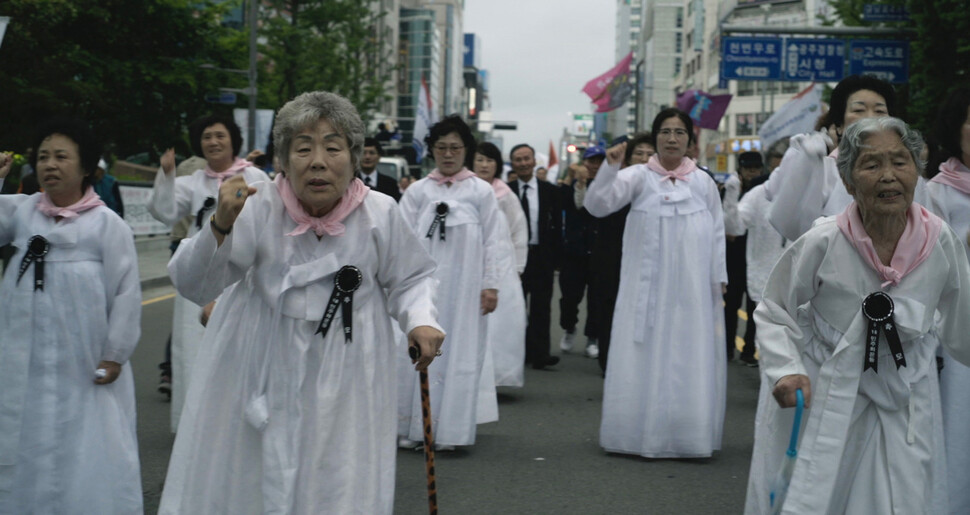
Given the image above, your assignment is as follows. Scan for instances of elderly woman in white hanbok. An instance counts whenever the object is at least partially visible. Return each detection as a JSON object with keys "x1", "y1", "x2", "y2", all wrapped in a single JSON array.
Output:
[
  {"x1": 585, "y1": 108, "x2": 727, "y2": 458},
  {"x1": 926, "y1": 85, "x2": 970, "y2": 515},
  {"x1": 745, "y1": 117, "x2": 970, "y2": 514},
  {"x1": 158, "y1": 91, "x2": 444, "y2": 515},
  {"x1": 398, "y1": 116, "x2": 510, "y2": 450},
  {"x1": 0, "y1": 118, "x2": 142, "y2": 514},
  {"x1": 765, "y1": 75, "x2": 931, "y2": 242},
  {"x1": 148, "y1": 114, "x2": 267, "y2": 431}
]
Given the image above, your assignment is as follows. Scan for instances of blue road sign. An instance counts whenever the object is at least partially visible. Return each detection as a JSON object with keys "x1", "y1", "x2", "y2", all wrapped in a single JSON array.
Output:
[
  {"x1": 783, "y1": 38, "x2": 845, "y2": 82},
  {"x1": 848, "y1": 40, "x2": 908, "y2": 83},
  {"x1": 721, "y1": 37, "x2": 783, "y2": 80},
  {"x1": 862, "y1": 4, "x2": 910, "y2": 23},
  {"x1": 204, "y1": 92, "x2": 237, "y2": 104}
]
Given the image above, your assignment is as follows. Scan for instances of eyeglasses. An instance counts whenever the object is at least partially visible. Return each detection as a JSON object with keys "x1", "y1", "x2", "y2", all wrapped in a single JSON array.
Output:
[
  {"x1": 433, "y1": 145, "x2": 465, "y2": 155},
  {"x1": 658, "y1": 129, "x2": 689, "y2": 137}
]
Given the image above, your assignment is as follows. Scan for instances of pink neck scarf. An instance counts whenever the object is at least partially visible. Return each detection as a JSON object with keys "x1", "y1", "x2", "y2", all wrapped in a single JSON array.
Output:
[
  {"x1": 36, "y1": 187, "x2": 105, "y2": 219},
  {"x1": 931, "y1": 157, "x2": 970, "y2": 195},
  {"x1": 428, "y1": 168, "x2": 476, "y2": 184},
  {"x1": 274, "y1": 174, "x2": 369, "y2": 237},
  {"x1": 490, "y1": 177, "x2": 512, "y2": 199},
  {"x1": 646, "y1": 155, "x2": 695, "y2": 183},
  {"x1": 836, "y1": 201, "x2": 943, "y2": 288},
  {"x1": 205, "y1": 157, "x2": 253, "y2": 185}
]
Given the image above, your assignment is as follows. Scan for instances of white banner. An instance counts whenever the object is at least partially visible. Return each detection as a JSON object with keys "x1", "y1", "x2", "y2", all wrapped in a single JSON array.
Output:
[
  {"x1": 757, "y1": 83, "x2": 823, "y2": 147},
  {"x1": 412, "y1": 77, "x2": 433, "y2": 163},
  {"x1": 120, "y1": 185, "x2": 170, "y2": 236}
]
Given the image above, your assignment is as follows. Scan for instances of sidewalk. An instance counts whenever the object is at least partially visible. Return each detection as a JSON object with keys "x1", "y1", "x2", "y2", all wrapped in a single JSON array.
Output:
[{"x1": 136, "y1": 235, "x2": 173, "y2": 290}]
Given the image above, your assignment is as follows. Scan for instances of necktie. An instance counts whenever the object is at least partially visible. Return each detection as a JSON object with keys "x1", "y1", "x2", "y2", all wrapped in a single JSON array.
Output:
[
  {"x1": 364, "y1": 176, "x2": 372, "y2": 187},
  {"x1": 521, "y1": 184, "x2": 532, "y2": 242}
]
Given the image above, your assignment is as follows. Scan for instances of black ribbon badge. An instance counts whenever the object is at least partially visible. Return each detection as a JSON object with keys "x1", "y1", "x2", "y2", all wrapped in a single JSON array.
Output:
[
  {"x1": 316, "y1": 265, "x2": 363, "y2": 343},
  {"x1": 195, "y1": 196, "x2": 216, "y2": 229},
  {"x1": 425, "y1": 202, "x2": 449, "y2": 241},
  {"x1": 862, "y1": 291, "x2": 906, "y2": 373},
  {"x1": 17, "y1": 235, "x2": 50, "y2": 291}
]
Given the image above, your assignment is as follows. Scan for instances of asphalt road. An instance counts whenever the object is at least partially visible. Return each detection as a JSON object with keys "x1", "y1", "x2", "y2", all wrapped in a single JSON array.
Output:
[{"x1": 134, "y1": 285, "x2": 762, "y2": 514}]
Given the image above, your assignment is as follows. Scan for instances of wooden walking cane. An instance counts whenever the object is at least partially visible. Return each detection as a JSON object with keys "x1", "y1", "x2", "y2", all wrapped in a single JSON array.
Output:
[{"x1": 409, "y1": 344, "x2": 438, "y2": 515}]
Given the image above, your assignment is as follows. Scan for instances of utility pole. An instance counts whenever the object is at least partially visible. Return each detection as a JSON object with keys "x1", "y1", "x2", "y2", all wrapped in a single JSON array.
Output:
[{"x1": 247, "y1": 0, "x2": 259, "y2": 152}]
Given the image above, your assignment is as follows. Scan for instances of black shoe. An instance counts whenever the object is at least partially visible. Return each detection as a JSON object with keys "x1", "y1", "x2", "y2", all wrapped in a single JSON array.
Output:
[
  {"x1": 740, "y1": 355, "x2": 759, "y2": 367},
  {"x1": 531, "y1": 356, "x2": 560, "y2": 370}
]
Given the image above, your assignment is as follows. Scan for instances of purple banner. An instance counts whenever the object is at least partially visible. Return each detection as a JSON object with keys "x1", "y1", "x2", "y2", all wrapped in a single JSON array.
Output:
[{"x1": 676, "y1": 89, "x2": 733, "y2": 130}]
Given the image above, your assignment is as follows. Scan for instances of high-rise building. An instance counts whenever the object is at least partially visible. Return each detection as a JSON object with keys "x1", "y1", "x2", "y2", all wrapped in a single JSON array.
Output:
[
  {"x1": 638, "y1": 0, "x2": 686, "y2": 133},
  {"x1": 607, "y1": 0, "x2": 644, "y2": 139},
  {"x1": 398, "y1": 8, "x2": 442, "y2": 150}
]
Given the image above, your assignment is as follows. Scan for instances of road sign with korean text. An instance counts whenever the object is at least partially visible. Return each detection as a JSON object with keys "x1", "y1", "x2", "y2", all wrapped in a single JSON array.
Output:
[
  {"x1": 721, "y1": 37, "x2": 783, "y2": 80},
  {"x1": 848, "y1": 40, "x2": 908, "y2": 83},
  {"x1": 784, "y1": 38, "x2": 845, "y2": 81}
]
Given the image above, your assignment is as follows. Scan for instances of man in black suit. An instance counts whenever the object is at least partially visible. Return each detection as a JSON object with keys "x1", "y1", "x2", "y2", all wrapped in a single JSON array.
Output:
[
  {"x1": 507, "y1": 144, "x2": 562, "y2": 370},
  {"x1": 359, "y1": 137, "x2": 401, "y2": 201}
]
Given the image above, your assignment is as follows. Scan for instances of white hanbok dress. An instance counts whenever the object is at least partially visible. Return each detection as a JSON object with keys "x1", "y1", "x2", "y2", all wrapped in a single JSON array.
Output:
[
  {"x1": 745, "y1": 216, "x2": 970, "y2": 514},
  {"x1": 585, "y1": 159, "x2": 728, "y2": 458},
  {"x1": 158, "y1": 181, "x2": 441, "y2": 514},
  {"x1": 398, "y1": 173, "x2": 510, "y2": 445},
  {"x1": 0, "y1": 188, "x2": 142, "y2": 514},
  {"x1": 147, "y1": 164, "x2": 266, "y2": 431},
  {"x1": 737, "y1": 184, "x2": 788, "y2": 302},
  {"x1": 475, "y1": 182, "x2": 528, "y2": 423},
  {"x1": 927, "y1": 173, "x2": 970, "y2": 515},
  {"x1": 765, "y1": 131, "x2": 930, "y2": 241}
]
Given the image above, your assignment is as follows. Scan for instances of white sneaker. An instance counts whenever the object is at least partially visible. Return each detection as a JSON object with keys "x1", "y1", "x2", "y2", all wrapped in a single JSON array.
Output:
[
  {"x1": 398, "y1": 437, "x2": 421, "y2": 449},
  {"x1": 559, "y1": 331, "x2": 576, "y2": 352},
  {"x1": 585, "y1": 339, "x2": 599, "y2": 359}
]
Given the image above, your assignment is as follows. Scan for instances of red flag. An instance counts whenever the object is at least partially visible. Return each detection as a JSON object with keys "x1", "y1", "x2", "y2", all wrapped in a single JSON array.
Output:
[
  {"x1": 548, "y1": 141, "x2": 558, "y2": 168},
  {"x1": 582, "y1": 52, "x2": 635, "y2": 113}
]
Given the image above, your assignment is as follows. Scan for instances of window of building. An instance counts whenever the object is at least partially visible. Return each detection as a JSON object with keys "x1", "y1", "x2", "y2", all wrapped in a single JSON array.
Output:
[
  {"x1": 674, "y1": 57, "x2": 682, "y2": 76},
  {"x1": 737, "y1": 81, "x2": 756, "y2": 96},
  {"x1": 675, "y1": 33, "x2": 682, "y2": 53},
  {"x1": 737, "y1": 114, "x2": 755, "y2": 136},
  {"x1": 632, "y1": 7, "x2": 641, "y2": 16},
  {"x1": 676, "y1": 7, "x2": 684, "y2": 28},
  {"x1": 756, "y1": 112, "x2": 770, "y2": 131},
  {"x1": 782, "y1": 81, "x2": 802, "y2": 94},
  {"x1": 686, "y1": 31, "x2": 692, "y2": 50}
]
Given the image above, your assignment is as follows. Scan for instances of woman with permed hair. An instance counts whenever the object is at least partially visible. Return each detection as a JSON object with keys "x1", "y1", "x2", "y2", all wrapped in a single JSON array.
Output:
[
  {"x1": 147, "y1": 113, "x2": 268, "y2": 432},
  {"x1": 0, "y1": 118, "x2": 143, "y2": 513},
  {"x1": 158, "y1": 91, "x2": 444, "y2": 514},
  {"x1": 397, "y1": 115, "x2": 511, "y2": 451}
]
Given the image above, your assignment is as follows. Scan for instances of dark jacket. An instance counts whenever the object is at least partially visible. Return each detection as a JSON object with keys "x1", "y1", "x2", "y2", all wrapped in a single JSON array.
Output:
[{"x1": 508, "y1": 179, "x2": 563, "y2": 267}]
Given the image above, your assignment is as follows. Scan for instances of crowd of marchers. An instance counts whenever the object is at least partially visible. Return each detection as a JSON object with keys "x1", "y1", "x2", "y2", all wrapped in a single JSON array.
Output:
[{"x1": 3, "y1": 74, "x2": 970, "y2": 514}]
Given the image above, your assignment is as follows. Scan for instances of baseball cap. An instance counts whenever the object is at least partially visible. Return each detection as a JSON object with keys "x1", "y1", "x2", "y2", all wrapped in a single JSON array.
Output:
[{"x1": 583, "y1": 145, "x2": 605, "y2": 159}]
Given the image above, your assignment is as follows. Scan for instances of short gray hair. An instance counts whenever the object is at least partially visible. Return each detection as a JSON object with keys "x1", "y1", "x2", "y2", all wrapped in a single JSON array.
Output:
[
  {"x1": 836, "y1": 116, "x2": 925, "y2": 187},
  {"x1": 272, "y1": 91, "x2": 365, "y2": 173}
]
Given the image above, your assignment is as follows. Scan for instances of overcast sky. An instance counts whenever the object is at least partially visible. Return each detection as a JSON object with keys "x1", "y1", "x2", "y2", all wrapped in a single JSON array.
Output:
[{"x1": 463, "y1": 0, "x2": 617, "y2": 156}]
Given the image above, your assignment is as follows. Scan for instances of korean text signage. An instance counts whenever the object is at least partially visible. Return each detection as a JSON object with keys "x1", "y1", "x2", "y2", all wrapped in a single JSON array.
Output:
[
  {"x1": 862, "y1": 4, "x2": 910, "y2": 22},
  {"x1": 722, "y1": 37, "x2": 783, "y2": 80},
  {"x1": 849, "y1": 40, "x2": 908, "y2": 83},
  {"x1": 722, "y1": 36, "x2": 908, "y2": 84},
  {"x1": 785, "y1": 38, "x2": 845, "y2": 81}
]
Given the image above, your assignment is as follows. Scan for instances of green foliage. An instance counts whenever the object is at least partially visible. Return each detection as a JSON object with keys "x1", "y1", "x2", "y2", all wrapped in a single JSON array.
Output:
[
  {"x1": 0, "y1": 0, "x2": 238, "y2": 159},
  {"x1": 259, "y1": 0, "x2": 394, "y2": 126},
  {"x1": 0, "y1": 0, "x2": 393, "y2": 161},
  {"x1": 819, "y1": 0, "x2": 970, "y2": 134}
]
